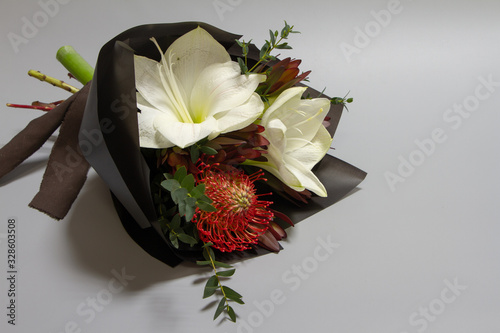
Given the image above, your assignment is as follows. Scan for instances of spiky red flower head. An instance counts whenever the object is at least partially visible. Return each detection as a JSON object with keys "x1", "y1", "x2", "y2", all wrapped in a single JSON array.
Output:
[{"x1": 193, "y1": 166, "x2": 274, "y2": 252}]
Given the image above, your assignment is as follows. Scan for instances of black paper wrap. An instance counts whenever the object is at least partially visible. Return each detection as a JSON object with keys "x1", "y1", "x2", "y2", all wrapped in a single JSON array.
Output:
[{"x1": 79, "y1": 22, "x2": 366, "y2": 267}]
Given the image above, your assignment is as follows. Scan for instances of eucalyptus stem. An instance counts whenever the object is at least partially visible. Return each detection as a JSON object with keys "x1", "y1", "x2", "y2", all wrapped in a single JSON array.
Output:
[
  {"x1": 56, "y1": 45, "x2": 94, "y2": 85},
  {"x1": 204, "y1": 247, "x2": 231, "y2": 308},
  {"x1": 28, "y1": 70, "x2": 79, "y2": 94}
]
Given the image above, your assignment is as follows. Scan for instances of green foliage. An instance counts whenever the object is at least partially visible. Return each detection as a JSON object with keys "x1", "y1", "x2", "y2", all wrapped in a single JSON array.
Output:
[
  {"x1": 189, "y1": 138, "x2": 218, "y2": 163},
  {"x1": 236, "y1": 21, "x2": 299, "y2": 75},
  {"x1": 155, "y1": 166, "x2": 217, "y2": 249},
  {"x1": 197, "y1": 244, "x2": 244, "y2": 322},
  {"x1": 330, "y1": 91, "x2": 354, "y2": 111},
  {"x1": 161, "y1": 166, "x2": 216, "y2": 222}
]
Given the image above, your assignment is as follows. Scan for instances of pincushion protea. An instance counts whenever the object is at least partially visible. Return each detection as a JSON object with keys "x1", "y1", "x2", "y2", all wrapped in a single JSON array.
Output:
[{"x1": 193, "y1": 166, "x2": 274, "y2": 252}]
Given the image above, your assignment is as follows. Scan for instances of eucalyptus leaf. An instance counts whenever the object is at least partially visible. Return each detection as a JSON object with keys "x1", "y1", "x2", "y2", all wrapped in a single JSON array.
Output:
[
  {"x1": 184, "y1": 205, "x2": 195, "y2": 222},
  {"x1": 231, "y1": 297, "x2": 245, "y2": 305},
  {"x1": 214, "y1": 298, "x2": 226, "y2": 320},
  {"x1": 200, "y1": 145, "x2": 218, "y2": 155},
  {"x1": 227, "y1": 306, "x2": 236, "y2": 322},
  {"x1": 269, "y1": 29, "x2": 276, "y2": 45},
  {"x1": 181, "y1": 174, "x2": 195, "y2": 192},
  {"x1": 177, "y1": 233, "x2": 198, "y2": 246},
  {"x1": 174, "y1": 166, "x2": 187, "y2": 182},
  {"x1": 197, "y1": 201, "x2": 217, "y2": 212},
  {"x1": 214, "y1": 261, "x2": 232, "y2": 269},
  {"x1": 217, "y1": 269, "x2": 235, "y2": 277},
  {"x1": 161, "y1": 179, "x2": 180, "y2": 192},
  {"x1": 190, "y1": 145, "x2": 200, "y2": 163},
  {"x1": 204, "y1": 286, "x2": 218, "y2": 299},
  {"x1": 169, "y1": 231, "x2": 179, "y2": 249},
  {"x1": 190, "y1": 183, "x2": 206, "y2": 198},
  {"x1": 171, "y1": 187, "x2": 189, "y2": 205},
  {"x1": 237, "y1": 57, "x2": 248, "y2": 74},
  {"x1": 221, "y1": 286, "x2": 243, "y2": 301},
  {"x1": 170, "y1": 214, "x2": 181, "y2": 229}
]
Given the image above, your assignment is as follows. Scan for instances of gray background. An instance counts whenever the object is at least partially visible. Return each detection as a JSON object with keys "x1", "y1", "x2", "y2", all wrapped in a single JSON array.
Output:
[{"x1": 1, "y1": 0, "x2": 499, "y2": 332}]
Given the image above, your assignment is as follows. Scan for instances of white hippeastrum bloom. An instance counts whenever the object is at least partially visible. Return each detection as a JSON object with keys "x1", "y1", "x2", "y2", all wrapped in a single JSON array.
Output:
[
  {"x1": 246, "y1": 86, "x2": 332, "y2": 197},
  {"x1": 134, "y1": 27, "x2": 265, "y2": 148}
]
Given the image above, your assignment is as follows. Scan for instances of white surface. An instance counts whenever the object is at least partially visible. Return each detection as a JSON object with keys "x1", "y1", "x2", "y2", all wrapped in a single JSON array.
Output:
[{"x1": 1, "y1": 0, "x2": 499, "y2": 332}]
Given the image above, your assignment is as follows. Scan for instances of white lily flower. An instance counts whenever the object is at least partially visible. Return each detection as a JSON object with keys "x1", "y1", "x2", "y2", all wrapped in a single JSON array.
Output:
[
  {"x1": 134, "y1": 27, "x2": 265, "y2": 149},
  {"x1": 246, "y1": 86, "x2": 332, "y2": 197}
]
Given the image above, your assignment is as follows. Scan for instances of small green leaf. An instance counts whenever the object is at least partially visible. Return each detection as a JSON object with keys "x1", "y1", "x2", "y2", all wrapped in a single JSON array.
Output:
[
  {"x1": 178, "y1": 200, "x2": 187, "y2": 217},
  {"x1": 181, "y1": 174, "x2": 195, "y2": 192},
  {"x1": 281, "y1": 24, "x2": 288, "y2": 38},
  {"x1": 186, "y1": 195, "x2": 197, "y2": 206},
  {"x1": 197, "y1": 201, "x2": 217, "y2": 212},
  {"x1": 217, "y1": 269, "x2": 235, "y2": 277},
  {"x1": 222, "y1": 286, "x2": 243, "y2": 301},
  {"x1": 169, "y1": 214, "x2": 181, "y2": 229},
  {"x1": 204, "y1": 286, "x2": 218, "y2": 299},
  {"x1": 237, "y1": 57, "x2": 248, "y2": 74},
  {"x1": 184, "y1": 205, "x2": 196, "y2": 222},
  {"x1": 202, "y1": 242, "x2": 213, "y2": 248},
  {"x1": 190, "y1": 145, "x2": 200, "y2": 163},
  {"x1": 276, "y1": 42, "x2": 292, "y2": 50},
  {"x1": 177, "y1": 233, "x2": 198, "y2": 246},
  {"x1": 190, "y1": 183, "x2": 206, "y2": 198},
  {"x1": 227, "y1": 306, "x2": 236, "y2": 322},
  {"x1": 200, "y1": 145, "x2": 218, "y2": 155},
  {"x1": 161, "y1": 179, "x2": 180, "y2": 192},
  {"x1": 214, "y1": 298, "x2": 226, "y2": 320},
  {"x1": 203, "y1": 246, "x2": 216, "y2": 262},
  {"x1": 214, "y1": 261, "x2": 232, "y2": 269},
  {"x1": 231, "y1": 297, "x2": 245, "y2": 305},
  {"x1": 169, "y1": 231, "x2": 179, "y2": 249},
  {"x1": 203, "y1": 276, "x2": 219, "y2": 298},
  {"x1": 196, "y1": 260, "x2": 212, "y2": 266},
  {"x1": 174, "y1": 166, "x2": 187, "y2": 182},
  {"x1": 269, "y1": 29, "x2": 276, "y2": 45},
  {"x1": 197, "y1": 194, "x2": 213, "y2": 204},
  {"x1": 171, "y1": 188, "x2": 189, "y2": 205},
  {"x1": 259, "y1": 42, "x2": 270, "y2": 59},
  {"x1": 206, "y1": 275, "x2": 218, "y2": 288}
]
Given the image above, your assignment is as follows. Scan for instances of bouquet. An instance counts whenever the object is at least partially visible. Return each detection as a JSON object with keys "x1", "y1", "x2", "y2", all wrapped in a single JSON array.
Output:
[{"x1": 0, "y1": 21, "x2": 366, "y2": 322}]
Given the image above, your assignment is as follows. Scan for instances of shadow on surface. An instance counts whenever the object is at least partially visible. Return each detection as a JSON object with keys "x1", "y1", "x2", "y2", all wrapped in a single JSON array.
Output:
[{"x1": 65, "y1": 175, "x2": 209, "y2": 291}]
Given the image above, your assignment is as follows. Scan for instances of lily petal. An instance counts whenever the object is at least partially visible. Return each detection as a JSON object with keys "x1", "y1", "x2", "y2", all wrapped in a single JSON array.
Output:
[
  {"x1": 137, "y1": 93, "x2": 175, "y2": 148},
  {"x1": 189, "y1": 61, "x2": 265, "y2": 124},
  {"x1": 134, "y1": 55, "x2": 178, "y2": 115},
  {"x1": 167, "y1": 27, "x2": 231, "y2": 101},
  {"x1": 154, "y1": 116, "x2": 217, "y2": 149},
  {"x1": 287, "y1": 125, "x2": 332, "y2": 170},
  {"x1": 283, "y1": 154, "x2": 328, "y2": 197}
]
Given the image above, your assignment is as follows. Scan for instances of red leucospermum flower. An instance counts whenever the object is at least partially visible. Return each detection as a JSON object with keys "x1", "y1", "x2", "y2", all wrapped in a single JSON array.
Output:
[{"x1": 193, "y1": 166, "x2": 274, "y2": 252}]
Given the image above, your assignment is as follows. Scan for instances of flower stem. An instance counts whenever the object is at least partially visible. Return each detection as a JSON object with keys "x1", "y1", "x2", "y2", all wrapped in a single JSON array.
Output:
[
  {"x1": 6, "y1": 103, "x2": 53, "y2": 111},
  {"x1": 28, "y1": 70, "x2": 79, "y2": 94},
  {"x1": 56, "y1": 45, "x2": 94, "y2": 85},
  {"x1": 204, "y1": 247, "x2": 231, "y2": 310}
]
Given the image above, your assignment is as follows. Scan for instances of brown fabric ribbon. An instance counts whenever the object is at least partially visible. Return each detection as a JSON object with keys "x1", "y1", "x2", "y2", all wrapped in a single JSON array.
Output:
[{"x1": 0, "y1": 83, "x2": 91, "y2": 220}]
